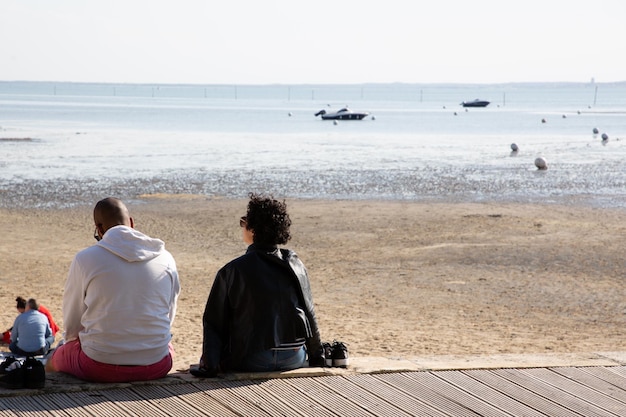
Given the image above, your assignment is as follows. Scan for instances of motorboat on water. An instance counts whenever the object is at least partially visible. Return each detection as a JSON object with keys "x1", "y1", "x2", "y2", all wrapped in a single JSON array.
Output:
[
  {"x1": 314, "y1": 107, "x2": 369, "y2": 120},
  {"x1": 461, "y1": 99, "x2": 490, "y2": 108}
]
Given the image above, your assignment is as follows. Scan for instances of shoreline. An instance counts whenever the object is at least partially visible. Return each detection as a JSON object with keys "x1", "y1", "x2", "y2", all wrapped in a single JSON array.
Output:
[
  {"x1": 3, "y1": 187, "x2": 626, "y2": 212},
  {"x1": 1, "y1": 196, "x2": 624, "y2": 372}
]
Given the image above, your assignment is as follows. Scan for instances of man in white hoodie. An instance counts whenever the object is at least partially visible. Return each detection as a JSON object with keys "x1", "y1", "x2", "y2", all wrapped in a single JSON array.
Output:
[{"x1": 46, "y1": 197, "x2": 180, "y2": 382}]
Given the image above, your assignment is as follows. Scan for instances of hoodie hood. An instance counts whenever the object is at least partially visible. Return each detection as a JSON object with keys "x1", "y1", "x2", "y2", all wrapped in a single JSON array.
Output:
[{"x1": 97, "y1": 225, "x2": 165, "y2": 262}]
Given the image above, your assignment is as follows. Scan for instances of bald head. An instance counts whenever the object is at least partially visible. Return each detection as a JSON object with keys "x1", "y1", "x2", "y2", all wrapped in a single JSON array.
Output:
[{"x1": 94, "y1": 197, "x2": 134, "y2": 238}]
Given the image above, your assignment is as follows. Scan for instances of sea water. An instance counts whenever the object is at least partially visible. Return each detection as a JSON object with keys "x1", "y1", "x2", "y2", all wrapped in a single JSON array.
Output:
[{"x1": 1, "y1": 81, "x2": 625, "y2": 208}]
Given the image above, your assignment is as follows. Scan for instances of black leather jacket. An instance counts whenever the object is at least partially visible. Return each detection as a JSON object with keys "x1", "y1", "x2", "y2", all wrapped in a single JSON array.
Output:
[{"x1": 200, "y1": 244, "x2": 323, "y2": 373}]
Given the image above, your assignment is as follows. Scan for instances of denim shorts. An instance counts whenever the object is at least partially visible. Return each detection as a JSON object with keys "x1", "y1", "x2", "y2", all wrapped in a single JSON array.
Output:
[{"x1": 237, "y1": 346, "x2": 307, "y2": 372}]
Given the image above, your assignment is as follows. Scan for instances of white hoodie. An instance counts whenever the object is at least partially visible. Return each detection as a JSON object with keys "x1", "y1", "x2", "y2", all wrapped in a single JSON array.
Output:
[{"x1": 63, "y1": 225, "x2": 180, "y2": 365}]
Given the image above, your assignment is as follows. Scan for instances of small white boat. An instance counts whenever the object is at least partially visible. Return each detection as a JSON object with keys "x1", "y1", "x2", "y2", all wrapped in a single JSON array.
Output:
[{"x1": 314, "y1": 107, "x2": 369, "y2": 120}]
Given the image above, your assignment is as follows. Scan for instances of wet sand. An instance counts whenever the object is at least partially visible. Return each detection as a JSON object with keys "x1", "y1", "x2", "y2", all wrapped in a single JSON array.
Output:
[{"x1": 1, "y1": 196, "x2": 624, "y2": 372}]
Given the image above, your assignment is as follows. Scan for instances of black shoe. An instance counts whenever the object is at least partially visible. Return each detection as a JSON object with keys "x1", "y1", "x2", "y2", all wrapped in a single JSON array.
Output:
[
  {"x1": 331, "y1": 341, "x2": 349, "y2": 368},
  {"x1": 322, "y1": 342, "x2": 333, "y2": 367},
  {"x1": 189, "y1": 365, "x2": 217, "y2": 378},
  {"x1": 0, "y1": 361, "x2": 25, "y2": 389},
  {"x1": 0, "y1": 356, "x2": 18, "y2": 375},
  {"x1": 23, "y1": 357, "x2": 45, "y2": 389}
]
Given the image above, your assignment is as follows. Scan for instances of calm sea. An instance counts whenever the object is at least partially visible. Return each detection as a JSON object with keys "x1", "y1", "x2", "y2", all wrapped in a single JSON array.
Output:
[{"x1": 1, "y1": 81, "x2": 625, "y2": 208}]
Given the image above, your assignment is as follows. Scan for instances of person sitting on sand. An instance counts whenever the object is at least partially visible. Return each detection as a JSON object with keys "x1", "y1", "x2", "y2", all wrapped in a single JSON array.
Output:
[
  {"x1": 46, "y1": 197, "x2": 180, "y2": 382},
  {"x1": 9, "y1": 298, "x2": 55, "y2": 356},
  {"x1": 15, "y1": 296, "x2": 59, "y2": 336},
  {"x1": 191, "y1": 193, "x2": 324, "y2": 378},
  {"x1": 2, "y1": 296, "x2": 59, "y2": 344}
]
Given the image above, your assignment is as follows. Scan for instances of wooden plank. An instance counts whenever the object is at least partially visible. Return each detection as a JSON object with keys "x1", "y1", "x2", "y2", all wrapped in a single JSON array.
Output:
[
  {"x1": 607, "y1": 366, "x2": 626, "y2": 378},
  {"x1": 304, "y1": 373, "x2": 450, "y2": 416},
  {"x1": 162, "y1": 382, "x2": 241, "y2": 417},
  {"x1": 241, "y1": 377, "x2": 335, "y2": 417},
  {"x1": 284, "y1": 376, "x2": 380, "y2": 416},
  {"x1": 494, "y1": 368, "x2": 617, "y2": 417},
  {"x1": 0, "y1": 404, "x2": 17, "y2": 417},
  {"x1": 130, "y1": 385, "x2": 213, "y2": 417},
  {"x1": 59, "y1": 391, "x2": 136, "y2": 417},
  {"x1": 0, "y1": 397, "x2": 55, "y2": 417},
  {"x1": 521, "y1": 368, "x2": 626, "y2": 416},
  {"x1": 29, "y1": 393, "x2": 91, "y2": 417},
  {"x1": 374, "y1": 372, "x2": 482, "y2": 416},
  {"x1": 407, "y1": 370, "x2": 539, "y2": 417},
  {"x1": 580, "y1": 367, "x2": 626, "y2": 391},
  {"x1": 552, "y1": 367, "x2": 626, "y2": 403},
  {"x1": 365, "y1": 372, "x2": 479, "y2": 416},
  {"x1": 213, "y1": 379, "x2": 308, "y2": 416},
  {"x1": 191, "y1": 380, "x2": 274, "y2": 417},
  {"x1": 96, "y1": 387, "x2": 163, "y2": 416},
  {"x1": 465, "y1": 369, "x2": 588, "y2": 417},
  {"x1": 0, "y1": 396, "x2": 59, "y2": 417},
  {"x1": 309, "y1": 374, "x2": 415, "y2": 417}
]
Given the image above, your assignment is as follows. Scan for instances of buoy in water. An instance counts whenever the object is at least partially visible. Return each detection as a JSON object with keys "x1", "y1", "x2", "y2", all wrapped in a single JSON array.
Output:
[
  {"x1": 541, "y1": 118, "x2": 547, "y2": 123},
  {"x1": 593, "y1": 127, "x2": 599, "y2": 134},
  {"x1": 601, "y1": 133, "x2": 609, "y2": 141},
  {"x1": 510, "y1": 143, "x2": 519, "y2": 152},
  {"x1": 535, "y1": 157, "x2": 548, "y2": 170},
  {"x1": 288, "y1": 112, "x2": 292, "y2": 117},
  {"x1": 333, "y1": 120, "x2": 338, "y2": 125}
]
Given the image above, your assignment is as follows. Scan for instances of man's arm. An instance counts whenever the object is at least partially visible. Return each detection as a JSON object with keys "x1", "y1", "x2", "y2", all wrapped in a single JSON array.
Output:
[
  {"x1": 198, "y1": 268, "x2": 230, "y2": 376},
  {"x1": 10, "y1": 316, "x2": 19, "y2": 343},
  {"x1": 62, "y1": 256, "x2": 86, "y2": 341},
  {"x1": 166, "y1": 263, "x2": 181, "y2": 326}
]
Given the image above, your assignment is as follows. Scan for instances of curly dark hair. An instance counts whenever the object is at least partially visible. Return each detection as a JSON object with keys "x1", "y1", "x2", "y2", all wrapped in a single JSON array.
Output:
[
  {"x1": 15, "y1": 296, "x2": 26, "y2": 310},
  {"x1": 245, "y1": 193, "x2": 291, "y2": 246}
]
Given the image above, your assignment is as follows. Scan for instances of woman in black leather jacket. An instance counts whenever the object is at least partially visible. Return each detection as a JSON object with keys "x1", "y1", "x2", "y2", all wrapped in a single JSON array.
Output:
[{"x1": 191, "y1": 193, "x2": 324, "y2": 377}]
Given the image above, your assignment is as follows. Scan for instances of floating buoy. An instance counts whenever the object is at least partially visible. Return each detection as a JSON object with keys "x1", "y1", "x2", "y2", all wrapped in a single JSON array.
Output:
[
  {"x1": 288, "y1": 112, "x2": 292, "y2": 117},
  {"x1": 510, "y1": 143, "x2": 519, "y2": 152},
  {"x1": 601, "y1": 133, "x2": 609, "y2": 141},
  {"x1": 333, "y1": 120, "x2": 338, "y2": 125},
  {"x1": 562, "y1": 114, "x2": 567, "y2": 118},
  {"x1": 541, "y1": 118, "x2": 547, "y2": 123},
  {"x1": 593, "y1": 127, "x2": 599, "y2": 134},
  {"x1": 371, "y1": 115, "x2": 376, "y2": 121},
  {"x1": 535, "y1": 157, "x2": 548, "y2": 170},
  {"x1": 453, "y1": 112, "x2": 457, "y2": 116}
]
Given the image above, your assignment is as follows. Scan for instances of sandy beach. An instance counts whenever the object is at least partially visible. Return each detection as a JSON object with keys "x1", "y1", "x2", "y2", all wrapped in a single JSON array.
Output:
[{"x1": 0, "y1": 196, "x2": 624, "y2": 373}]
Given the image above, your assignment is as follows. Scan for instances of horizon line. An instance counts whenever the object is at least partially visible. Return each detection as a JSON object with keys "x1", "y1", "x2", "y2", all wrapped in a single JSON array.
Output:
[{"x1": 1, "y1": 79, "x2": 625, "y2": 87}]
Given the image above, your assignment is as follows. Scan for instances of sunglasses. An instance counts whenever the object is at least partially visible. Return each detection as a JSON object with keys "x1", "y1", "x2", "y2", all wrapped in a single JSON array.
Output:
[{"x1": 239, "y1": 216, "x2": 247, "y2": 227}]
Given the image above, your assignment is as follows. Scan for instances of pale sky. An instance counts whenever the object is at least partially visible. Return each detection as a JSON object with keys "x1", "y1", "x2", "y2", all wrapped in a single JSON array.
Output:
[{"x1": 1, "y1": 0, "x2": 624, "y2": 85}]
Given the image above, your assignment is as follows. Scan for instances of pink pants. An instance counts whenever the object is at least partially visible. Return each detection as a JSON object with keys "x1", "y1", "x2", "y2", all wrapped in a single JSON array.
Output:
[{"x1": 49, "y1": 339, "x2": 173, "y2": 383}]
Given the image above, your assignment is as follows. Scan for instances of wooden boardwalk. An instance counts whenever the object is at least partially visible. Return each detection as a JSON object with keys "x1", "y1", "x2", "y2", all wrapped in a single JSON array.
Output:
[{"x1": 0, "y1": 365, "x2": 625, "y2": 416}]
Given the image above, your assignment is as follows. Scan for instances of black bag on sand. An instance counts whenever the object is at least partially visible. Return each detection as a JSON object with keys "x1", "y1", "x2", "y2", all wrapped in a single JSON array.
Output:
[
  {"x1": 23, "y1": 357, "x2": 45, "y2": 389},
  {"x1": 0, "y1": 360, "x2": 25, "y2": 389},
  {"x1": 0, "y1": 357, "x2": 45, "y2": 389}
]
